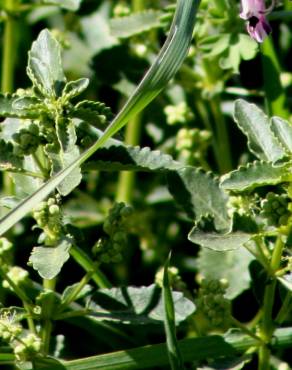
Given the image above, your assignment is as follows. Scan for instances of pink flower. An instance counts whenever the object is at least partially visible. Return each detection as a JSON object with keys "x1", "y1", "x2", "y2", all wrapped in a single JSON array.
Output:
[{"x1": 240, "y1": 0, "x2": 273, "y2": 42}]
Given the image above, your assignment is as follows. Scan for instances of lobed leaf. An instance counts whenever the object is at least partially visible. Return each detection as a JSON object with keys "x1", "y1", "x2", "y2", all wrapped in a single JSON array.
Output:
[
  {"x1": 188, "y1": 228, "x2": 252, "y2": 252},
  {"x1": 220, "y1": 160, "x2": 291, "y2": 192},
  {"x1": 167, "y1": 168, "x2": 231, "y2": 232},
  {"x1": 197, "y1": 247, "x2": 254, "y2": 299},
  {"x1": 271, "y1": 117, "x2": 292, "y2": 154},
  {"x1": 27, "y1": 29, "x2": 66, "y2": 98},
  {"x1": 110, "y1": 10, "x2": 163, "y2": 39},
  {"x1": 87, "y1": 284, "x2": 195, "y2": 325},
  {"x1": 29, "y1": 237, "x2": 72, "y2": 279},
  {"x1": 234, "y1": 100, "x2": 287, "y2": 163}
]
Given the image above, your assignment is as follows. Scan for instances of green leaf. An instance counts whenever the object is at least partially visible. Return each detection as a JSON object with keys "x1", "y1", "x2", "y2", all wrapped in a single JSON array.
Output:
[
  {"x1": 46, "y1": 119, "x2": 81, "y2": 196},
  {"x1": 87, "y1": 284, "x2": 195, "y2": 325},
  {"x1": 163, "y1": 254, "x2": 185, "y2": 370},
  {"x1": 62, "y1": 78, "x2": 89, "y2": 101},
  {"x1": 188, "y1": 227, "x2": 253, "y2": 252},
  {"x1": 220, "y1": 161, "x2": 291, "y2": 192},
  {"x1": 197, "y1": 247, "x2": 254, "y2": 299},
  {"x1": 271, "y1": 117, "x2": 292, "y2": 153},
  {"x1": 29, "y1": 237, "x2": 72, "y2": 279},
  {"x1": 167, "y1": 168, "x2": 231, "y2": 232},
  {"x1": 84, "y1": 144, "x2": 181, "y2": 172},
  {"x1": 234, "y1": 100, "x2": 287, "y2": 162},
  {"x1": 69, "y1": 100, "x2": 112, "y2": 126},
  {"x1": 41, "y1": 0, "x2": 82, "y2": 11},
  {"x1": 110, "y1": 10, "x2": 163, "y2": 38},
  {"x1": 0, "y1": 0, "x2": 200, "y2": 236},
  {"x1": 0, "y1": 94, "x2": 41, "y2": 119},
  {"x1": 27, "y1": 29, "x2": 66, "y2": 98}
]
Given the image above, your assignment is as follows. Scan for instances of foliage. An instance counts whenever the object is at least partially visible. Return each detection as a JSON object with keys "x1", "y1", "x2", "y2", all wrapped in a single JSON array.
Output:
[{"x1": 0, "y1": 0, "x2": 291, "y2": 369}]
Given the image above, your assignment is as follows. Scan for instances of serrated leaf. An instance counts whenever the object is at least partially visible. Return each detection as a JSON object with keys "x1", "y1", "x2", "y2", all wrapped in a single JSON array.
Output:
[
  {"x1": 167, "y1": 168, "x2": 231, "y2": 232},
  {"x1": 271, "y1": 117, "x2": 292, "y2": 153},
  {"x1": 220, "y1": 161, "x2": 291, "y2": 192},
  {"x1": 69, "y1": 100, "x2": 112, "y2": 126},
  {"x1": 110, "y1": 10, "x2": 163, "y2": 39},
  {"x1": 62, "y1": 78, "x2": 89, "y2": 101},
  {"x1": 27, "y1": 29, "x2": 66, "y2": 98},
  {"x1": 234, "y1": 100, "x2": 287, "y2": 162},
  {"x1": 197, "y1": 247, "x2": 254, "y2": 299},
  {"x1": 41, "y1": 0, "x2": 82, "y2": 11},
  {"x1": 29, "y1": 238, "x2": 71, "y2": 279},
  {"x1": 84, "y1": 145, "x2": 181, "y2": 172},
  {"x1": 46, "y1": 120, "x2": 81, "y2": 196},
  {"x1": 0, "y1": 94, "x2": 40, "y2": 119},
  {"x1": 87, "y1": 284, "x2": 195, "y2": 325},
  {"x1": 188, "y1": 228, "x2": 252, "y2": 251}
]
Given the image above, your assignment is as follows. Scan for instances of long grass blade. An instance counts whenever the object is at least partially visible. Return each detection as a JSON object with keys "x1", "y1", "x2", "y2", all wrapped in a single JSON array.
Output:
[{"x1": 0, "y1": 0, "x2": 200, "y2": 236}]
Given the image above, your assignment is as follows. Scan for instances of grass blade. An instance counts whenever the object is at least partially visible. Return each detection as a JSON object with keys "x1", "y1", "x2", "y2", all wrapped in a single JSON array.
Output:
[
  {"x1": 163, "y1": 253, "x2": 185, "y2": 369},
  {"x1": 0, "y1": 0, "x2": 200, "y2": 236}
]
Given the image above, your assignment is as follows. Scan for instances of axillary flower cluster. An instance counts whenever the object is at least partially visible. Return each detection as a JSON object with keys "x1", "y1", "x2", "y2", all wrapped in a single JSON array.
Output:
[{"x1": 240, "y1": 0, "x2": 274, "y2": 42}]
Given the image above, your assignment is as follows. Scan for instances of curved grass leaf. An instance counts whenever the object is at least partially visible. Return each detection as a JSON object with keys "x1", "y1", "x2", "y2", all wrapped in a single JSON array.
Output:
[
  {"x1": 163, "y1": 254, "x2": 185, "y2": 370},
  {"x1": 110, "y1": 10, "x2": 163, "y2": 38},
  {"x1": 234, "y1": 100, "x2": 287, "y2": 163},
  {"x1": 220, "y1": 160, "x2": 291, "y2": 192},
  {"x1": 0, "y1": 0, "x2": 201, "y2": 236}
]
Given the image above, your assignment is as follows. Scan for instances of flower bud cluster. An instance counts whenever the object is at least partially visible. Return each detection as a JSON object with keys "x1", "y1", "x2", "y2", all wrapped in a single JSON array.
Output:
[
  {"x1": 113, "y1": 2, "x2": 131, "y2": 17},
  {"x1": 14, "y1": 333, "x2": 42, "y2": 362},
  {"x1": 176, "y1": 128, "x2": 211, "y2": 164},
  {"x1": 164, "y1": 102, "x2": 194, "y2": 125},
  {"x1": 13, "y1": 123, "x2": 40, "y2": 156},
  {"x1": 261, "y1": 193, "x2": 291, "y2": 227},
  {"x1": 0, "y1": 312, "x2": 22, "y2": 343},
  {"x1": 227, "y1": 195, "x2": 255, "y2": 218},
  {"x1": 33, "y1": 196, "x2": 63, "y2": 242},
  {"x1": 197, "y1": 279, "x2": 231, "y2": 327},
  {"x1": 92, "y1": 203, "x2": 133, "y2": 264},
  {"x1": 2, "y1": 266, "x2": 29, "y2": 290},
  {"x1": 0, "y1": 238, "x2": 12, "y2": 263}
]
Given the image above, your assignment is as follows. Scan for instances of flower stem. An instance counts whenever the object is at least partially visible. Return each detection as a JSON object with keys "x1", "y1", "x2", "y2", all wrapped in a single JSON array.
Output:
[{"x1": 70, "y1": 246, "x2": 111, "y2": 288}]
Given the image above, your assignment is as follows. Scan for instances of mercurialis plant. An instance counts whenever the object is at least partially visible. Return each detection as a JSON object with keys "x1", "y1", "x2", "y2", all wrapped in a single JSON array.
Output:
[{"x1": 0, "y1": 0, "x2": 291, "y2": 369}]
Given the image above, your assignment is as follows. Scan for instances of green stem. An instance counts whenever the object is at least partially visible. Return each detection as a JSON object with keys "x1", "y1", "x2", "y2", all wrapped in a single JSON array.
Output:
[
  {"x1": 42, "y1": 277, "x2": 56, "y2": 356},
  {"x1": 59, "y1": 271, "x2": 94, "y2": 310},
  {"x1": 231, "y1": 317, "x2": 264, "y2": 344},
  {"x1": 70, "y1": 246, "x2": 111, "y2": 288},
  {"x1": 1, "y1": 0, "x2": 17, "y2": 93},
  {"x1": 23, "y1": 302, "x2": 36, "y2": 335},
  {"x1": 261, "y1": 38, "x2": 288, "y2": 118},
  {"x1": 258, "y1": 237, "x2": 284, "y2": 370},
  {"x1": 116, "y1": 0, "x2": 145, "y2": 203},
  {"x1": 116, "y1": 114, "x2": 142, "y2": 203}
]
